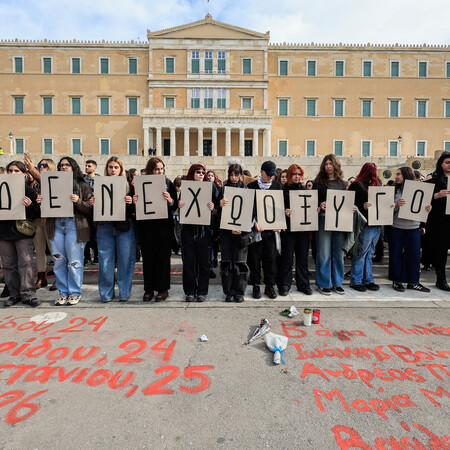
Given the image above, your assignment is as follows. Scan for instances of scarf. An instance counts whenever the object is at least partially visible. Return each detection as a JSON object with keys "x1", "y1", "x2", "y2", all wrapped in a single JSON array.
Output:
[{"x1": 257, "y1": 176, "x2": 272, "y2": 190}]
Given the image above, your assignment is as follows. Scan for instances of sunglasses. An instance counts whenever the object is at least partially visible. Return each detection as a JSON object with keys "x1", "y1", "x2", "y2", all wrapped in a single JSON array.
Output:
[
  {"x1": 60, "y1": 163, "x2": 71, "y2": 168},
  {"x1": 38, "y1": 163, "x2": 49, "y2": 168},
  {"x1": 195, "y1": 170, "x2": 206, "y2": 175}
]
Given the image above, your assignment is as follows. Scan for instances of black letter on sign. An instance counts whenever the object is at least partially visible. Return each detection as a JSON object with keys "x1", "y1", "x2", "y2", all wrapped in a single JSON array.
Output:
[
  {"x1": 101, "y1": 184, "x2": 114, "y2": 216},
  {"x1": 48, "y1": 176, "x2": 60, "y2": 209},
  {"x1": 410, "y1": 190, "x2": 424, "y2": 214},
  {"x1": 0, "y1": 182, "x2": 12, "y2": 210},
  {"x1": 228, "y1": 195, "x2": 243, "y2": 226},
  {"x1": 263, "y1": 195, "x2": 276, "y2": 224},
  {"x1": 375, "y1": 192, "x2": 386, "y2": 221},
  {"x1": 298, "y1": 194, "x2": 312, "y2": 225},
  {"x1": 333, "y1": 195, "x2": 345, "y2": 228},
  {"x1": 142, "y1": 182, "x2": 155, "y2": 215},
  {"x1": 185, "y1": 187, "x2": 201, "y2": 218}
]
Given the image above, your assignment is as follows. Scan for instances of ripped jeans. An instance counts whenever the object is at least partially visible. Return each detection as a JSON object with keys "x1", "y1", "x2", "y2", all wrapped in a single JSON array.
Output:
[{"x1": 50, "y1": 218, "x2": 86, "y2": 297}]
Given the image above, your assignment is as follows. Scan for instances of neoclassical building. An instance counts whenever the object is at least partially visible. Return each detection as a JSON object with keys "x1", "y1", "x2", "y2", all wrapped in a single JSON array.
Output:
[{"x1": 0, "y1": 14, "x2": 449, "y2": 176}]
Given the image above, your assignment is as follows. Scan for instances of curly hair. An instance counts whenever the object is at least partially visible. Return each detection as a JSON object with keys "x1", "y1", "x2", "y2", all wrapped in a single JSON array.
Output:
[
  {"x1": 314, "y1": 154, "x2": 344, "y2": 187},
  {"x1": 57, "y1": 157, "x2": 85, "y2": 182}
]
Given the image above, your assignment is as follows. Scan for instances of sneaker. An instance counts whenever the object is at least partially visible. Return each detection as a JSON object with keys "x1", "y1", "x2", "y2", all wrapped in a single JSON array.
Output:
[
  {"x1": 300, "y1": 287, "x2": 313, "y2": 296},
  {"x1": 4, "y1": 297, "x2": 22, "y2": 307},
  {"x1": 55, "y1": 295, "x2": 68, "y2": 306},
  {"x1": 23, "y1": 298, "x2": 41, "y2": 307},
  {"x1": 67, "y1": 295, "x2": 81, "y2": 305},
  {"x1": 407, "y1": 283, "x2": 431, "y2": 293},
  {"x1": 317, "y1": 287, "x2": 332, "y2": 296},
  {"x1": 365, "y1": 283, "x2": 380, "y2": 291},
  {"x1": 333, "y1": 286, "x2": 345, "y2": 295},
  {"x1": 225, "y1": 294, "x2": 234, "y2": 302},
  {"x1": 186, "y1": 295, "x2": 195, "y2": 303},
  {"x1": 392, "y1": 282, "x2": 405, "y2": 292},
  {"x1": 264, "y1": 285, "x2": 277, "y2": 299},
  {"x1": 350, "y1": 284, "x2": 367, "y2": 292},
  {"x1": 234, "y1": 295, "x2": 244, "y2": 303},
  {"x1": 252, "y1": 285, "x2": 262, "y2": 299},
  {"x1": 197, "y1": 295, "x2": 206, "y2": 303}
]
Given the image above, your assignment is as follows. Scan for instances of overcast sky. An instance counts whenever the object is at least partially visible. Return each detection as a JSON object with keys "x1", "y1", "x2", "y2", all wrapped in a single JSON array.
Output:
[{"x1": 2, "y1": 0, "x2": 449, "y2": 45}]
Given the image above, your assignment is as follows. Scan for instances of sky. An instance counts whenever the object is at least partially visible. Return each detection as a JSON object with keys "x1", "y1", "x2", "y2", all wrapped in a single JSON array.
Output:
[{"x1": 1, "y1": 0, "x2": 449, "y2": 45}]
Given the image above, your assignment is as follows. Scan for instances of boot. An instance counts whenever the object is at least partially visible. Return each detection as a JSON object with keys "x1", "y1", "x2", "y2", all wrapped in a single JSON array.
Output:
[
  {"x1": 35, "y1": 272, "x2": 48, "y2": 289},
  {"x1": 436, "y1": 269, "x2": 450, "y2": 291}
]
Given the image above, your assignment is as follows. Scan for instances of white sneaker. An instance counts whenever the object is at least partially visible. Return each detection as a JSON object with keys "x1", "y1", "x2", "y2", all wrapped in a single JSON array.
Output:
[
  {"x1": 55, "y1": 295, "x2": 67, "y2": 306},
  {"x1": 67, "y1": 295, "x2": 81, "y2": 305}
]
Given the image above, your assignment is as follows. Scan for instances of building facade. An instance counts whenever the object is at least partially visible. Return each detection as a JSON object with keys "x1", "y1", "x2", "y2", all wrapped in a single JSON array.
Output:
[{"x1": 1, "y1": 14, "x2": 449, "y2": 177}]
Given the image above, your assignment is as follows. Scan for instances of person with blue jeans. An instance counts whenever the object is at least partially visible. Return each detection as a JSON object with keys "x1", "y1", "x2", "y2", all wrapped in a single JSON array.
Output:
[
  {"x1": 348, "y1": 163, "x2": 382, "y2": 292},
  {"x1": 92, "y1": 157, "x2": 136, "y2": 302},
  {"x1": 41, "y1": 157, "x2": 93, "y2": 306},
  {"x1": 313, "y1": 154, "x2": 348, "y2": 295}
]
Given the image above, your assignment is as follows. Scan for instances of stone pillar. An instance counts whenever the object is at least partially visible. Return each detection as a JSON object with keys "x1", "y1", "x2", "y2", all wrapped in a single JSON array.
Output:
[
  {"x1": 197, "y1": 127, "x2": 203, "y2": 157},
  {"x1": 212, "y1": 128, "x2": 218, "y2": 157},
  {"x1": 143, "y1": 127, "x2": 150, "y2": 154},
  {"x1": 253, "y1": 128, "x2": 259, "y2": 157},
  {"x1": 170, "y1": 127, "x2": 176, "y2": 156},
  {"x1": 263, "y1": 129, "x2": 271, "y2": 157},
  {"x1": 184, "y1": 127, "x2": 190, "y2": 156},
  {"x1": 225, "y1": 128, "x2": 231, "y2": 157},
  {"x1": 239, "y1": 128, "x2": 245, "y2": 157},
  {"x1": 156, "y1": 127, "x2": 162, "y2": 156}
]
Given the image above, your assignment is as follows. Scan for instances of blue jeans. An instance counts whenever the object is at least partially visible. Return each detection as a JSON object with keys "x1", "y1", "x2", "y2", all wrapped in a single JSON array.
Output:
[
  {"x1": 350, "y1": 226, "x2": 381, "y2": 286},
  {"x1": 97, "y1": 222, "x2": 136, "y2": 301},
  {"x1": 315, "y1": 216, "x2": 345, "y2": 288},
  {"x1": 50, "y1": 218, "x2": 86, "y2": 297}
]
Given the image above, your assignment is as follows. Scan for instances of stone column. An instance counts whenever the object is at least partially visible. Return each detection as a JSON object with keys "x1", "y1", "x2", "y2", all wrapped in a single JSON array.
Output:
[
  {"x1": 143, "y1": 127, "x2": 150, "y2": 154},
  {"x1": 170, "y1": 127, "x2": 176, "y2": 156},
  {"x1": 253, "y1": 128, "x2": 259, "y2": 157},
  {"x1": 263, "y1": 129, "x2": 271, "y2": 157},
  {"x1": 184, "y1": 127, "x2": 190, "y2": 156},
  {"x1": 225, "y1": 128, "x2": 231, "y2": 157},
  {"x1": 239, "y1": 128, "x2": 245, "y2": 157},
  {"x1": 197, "y1": 127, "x2": 203, "y2": 157},
  {"x1": 212, "y1": 128, "x2": 218, "y2": 157},
  {"x1": 156, "y1": 127, "x2": 162, "y2": 156}
]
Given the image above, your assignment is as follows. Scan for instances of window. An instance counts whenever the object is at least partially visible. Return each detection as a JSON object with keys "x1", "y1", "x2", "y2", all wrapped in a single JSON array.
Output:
[
  {"x1": 43, "y1": 97, "x2": 52, "y2": 114},
  {"x1": 334, "y1": 100, "x2": 344, "y2": 117},
  {"x1": 100, "y1": 98, "x2": 109, "y2": 115},
  {"x1": 191, "y1": 51, "x2": 199, "y2": 74},
  {"x1": 15, "y1": 139, "x2": 24, "y2": 154},
  {"x1": 72, "y1": 138, "x2": 81, "y2": 155},
  {"x1": 447, "y1": 62, "x2": 450, "y2": 78},
  {"x1": 218, "y1": 51, "x2": 226, "y2": 74},
  {"x1": 389, "y1": 100, "x2": 399, "y2": 118},
  {"x1": 363, "y1": 60, "x2": 372, "y2": 77},
  {"x1": 278, "y1": 99, "x2": 288, "y2": 116},
  {"x1": 416, "y1": 141, "x2": 426, "y2": 156},
  {"x1": 278, "y1": 140, "x2": 288, "y2": 156},
  {"x1": 362, "y1": 100, "x2": 372, "y2": 117},
  {"x1": 128, "y1": 139, "x2": 138, "y2": 155},
  {"x1": 100, "y1": 58, "x2": 109, "y2": 74},
  {"x1": 14, "y1": 97, "x2": 24, "y2": 114},
  {"x1": 445, "y1": 141, "x2": 450, "y2": 151},
  {"x1": 204, "y1": 51, "x2": 212, "y2": 74},
  {"x1": 14, "y1": 56, "x2": 23, "y2": 73},
  {"x1": 361, "y1": 141, "x2": 371, "y2": 157},
  {"x1": 71, "y1": 57, "x2": 80, "y2": 74},
  {"x1": 165, "y1": 57, "x2": 174, "y2": 74},
  {"x1": 191, "y1": 89, "x2": 200, "y2": 108},
  {"x1": 335, "y1": 60, "x2": 344, "y2": 77},
  {"x1": 243, "y1": 58, "x2": 251, "y2": 74},
  {"x1": 445, "y1": 100, "x2": 450, "y2": 118},
  {"x1": 334, "y1": 140, "x2": 343, "y2": 156},
  {"x1": 279, "y1": 60, "x2": 288, "y2": 76},
  {"x1": 100, "y1": 139, "x2": 110, "y2": 155},
  {"x1": 307, "y1": 60, "x2": 316, "y2": 76},
  {"x1": 204, "y1": 89, "x2": 213, "y2": 108},
  {"x1": 217, "y1": 89, "x2": 226, "y2": 109},
  {"x1": 128, "y1": 58, "x2": 137, "y2": 75},
  {"x1": 306, "y1": 140, "x2": 316, "y2": 156},
  {"x1": 389, "y1": 141, "x2": 398, "y2": 157},
  {"x1": 418, "y1": 61, "x2": 427, "y2": 78},
  {"x1": 391, "y1": 61, "x2": 399, "y2": 77},
  {"x1": 44, "y1": 139, "x2": 53, "y2": 154},
  {"x1": 72, "y1": 97, "x2": 81, "y2": 115},
  {"x1": 242, "y1": 98, "x2": 252, "y2": 109},
  {"x1": 306, "y1": 99, "x2": 316, "y2": 116},
  {"x1": 43, "y1": 57, "x2": 52, "y2": 74},
  {"x1": 417, "y1": 100, "x2": 427, "y2": 118},
  {"x1": 128, "y1": 97, "x2": 138, "y2": 115},
  {"x1": 164, "y1": 97, "x2": 175, "y2": 108}
]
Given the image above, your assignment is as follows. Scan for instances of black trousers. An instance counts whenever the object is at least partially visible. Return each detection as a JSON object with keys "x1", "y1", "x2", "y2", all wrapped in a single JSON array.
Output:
[
  {"x1": 247, "y1": 234, "x2": 277, "y2": 286},
  {"x1": 181, "y1": 226, "x2": 211, "y2": 296},
  {"x1": 277, "y1": 231, "x2": 310, "y2": 291}
]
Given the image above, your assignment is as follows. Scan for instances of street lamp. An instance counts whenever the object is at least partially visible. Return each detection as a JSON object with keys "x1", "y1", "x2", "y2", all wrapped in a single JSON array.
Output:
[
  {"x1": 397, "y1": 135, "x2": 402, "y2": 157},
  {"x1": 9, "y1": 132, "x2": 14, "y2": 155}
]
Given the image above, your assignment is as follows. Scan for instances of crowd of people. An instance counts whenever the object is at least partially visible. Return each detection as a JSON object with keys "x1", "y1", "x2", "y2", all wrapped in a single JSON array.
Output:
[{"x1": 0, "y1": 151, "x2": 449, "y2": 307}]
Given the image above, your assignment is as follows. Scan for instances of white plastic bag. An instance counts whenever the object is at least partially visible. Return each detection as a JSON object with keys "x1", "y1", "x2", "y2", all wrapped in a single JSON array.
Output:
[{"x1": 264, "y1": 332, "x2": 288, "y2": 365}]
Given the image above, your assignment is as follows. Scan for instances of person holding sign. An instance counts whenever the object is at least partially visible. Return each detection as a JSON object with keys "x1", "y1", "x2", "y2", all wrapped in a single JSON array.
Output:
[
  {"x1": 135, "y1": 157, "x2": 177, "y2": 302},
  {"x1": 247, "y1": 161, "x2": 282, "y2": 300},
  {"x1": 90, "y1": 157, "x2": 136, "y2": 302},
  {"x1": 313, "y1": 154, "x2": 348, "y2": 295},
  {"x1": 218, "y1": 163, "x2": 250, "y2": 303},
  {"x1": 425, "y1": 151, "x2": 450, "y2": 291},
  {"x1": 278, "y1": 164, "x2": 313, "y2": 296},
  {"x1": 348, "y1": 163, "x2": 382, "y2": 292},
  {"x1": 40, "y1": 157, "x2": 93, "y2": 306},
  {"x1": 0, "y1": 161, "x2": 41, "y2": 307},
  {"x1": 387, "y1": 167, "x2": 431, "y2": 293},
  {"x1": 178, "y1": 164, "x2": 219, "y2": 302}
]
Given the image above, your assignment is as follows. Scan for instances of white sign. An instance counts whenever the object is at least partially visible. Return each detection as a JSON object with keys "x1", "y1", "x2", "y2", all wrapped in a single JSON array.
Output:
[
  {"x1": 220, "y1": 187, "x2": 255, "y2": 232},
  {"x1": 134, "y1": 175, "x2": 168, "y2": 221},
  {"x1": 289, "y1": 190, "x2": 318, "y2": 232},
  {"x1": 179, "y1": 180, "x2": 213, "y2": 226},
  {"x1": 324, "y1": 190, "x2": 355, "y2": 232},
  {"x1": 254, "y1": 190, "x2": 286, "y2": 230},
  {"x1": 398, "y1": 180, "x2": 434, "y2": 222},
  {"x1": 40, "y1": 172, "x2": 74, "y2": 218},
  {"x1": 447, "y1": 177, "x2": 450, "y2": 215},
  {"x1": 0, "y1": 175, "x2": 26, "y2": 220},
  {"x1": 93, "y1": 176, "x2": 126, "y2": 222},
  {"x1": 367, "y1": 186, "x2": 395, "y2": 226}
]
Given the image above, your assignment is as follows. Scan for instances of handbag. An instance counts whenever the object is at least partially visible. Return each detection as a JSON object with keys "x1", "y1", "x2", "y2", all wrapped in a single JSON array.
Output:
[
  {"x1": 16, "y1": 219, "x2": 38, "y2": 237},
  {"x1": 240, "y1": 229, "x2": 258, "y2": 247}
]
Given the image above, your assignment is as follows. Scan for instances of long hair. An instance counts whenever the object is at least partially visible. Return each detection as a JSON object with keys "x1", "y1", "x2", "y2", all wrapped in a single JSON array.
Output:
[
  {"x1": 104, "y1": 156, "x2": 125, "y2": 176},
  {"x1": 227, "y1": 163, "x2": 242, "y2": 181},
  {"x1": 395, "y1": 167, "x2": 414, "y2": 191},
  {"x1": 186, "y1": 163, "x2": 207, "y2": 181},
  {"x1": 433, "y1": 151, "x2": 450, "y2": 181},
  {"x1": 6, "y1": 161, "x2": 27, "y2": 173},
  {"x1": 144, "y1": 157, "x2": 164, "y2": 175},
  {"x1": 57, "y1": 157, "x2": 84, "y2": 182},
  {"x1": 206, "y1": 170, "x2": 220, "y2": 187},
  {"x1": 354, "y1": 162, "x2": 379, "y2": 188},
  {"x1": 38, "y1": 158, "x2": 57, "y2": 171},
  {"x1": 314, "y1": 154, "x2": 344, "y2": 187},
  {"x1": 286, "y1": 164, "x2": 304, "y2": 185}
]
